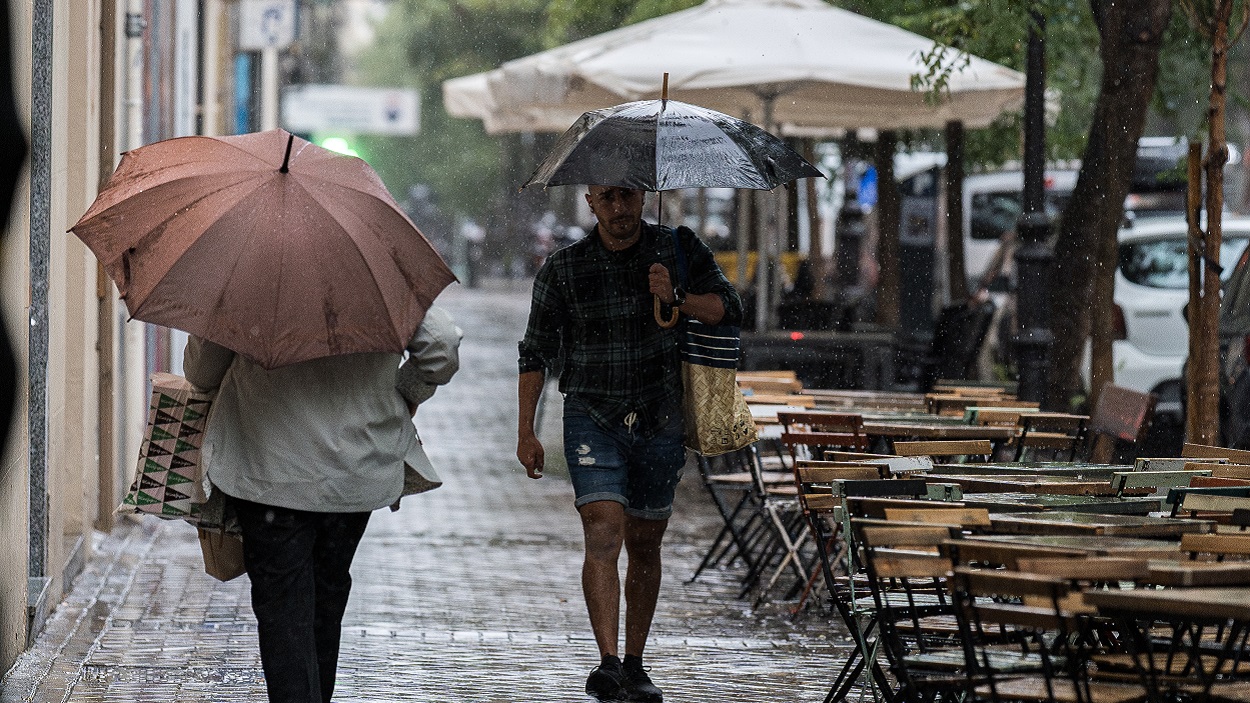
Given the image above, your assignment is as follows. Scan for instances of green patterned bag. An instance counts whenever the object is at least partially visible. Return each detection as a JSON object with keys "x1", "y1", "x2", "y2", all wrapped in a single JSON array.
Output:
[{"x1": 120, "y1": 372, "x2": 212, "y2": 522}]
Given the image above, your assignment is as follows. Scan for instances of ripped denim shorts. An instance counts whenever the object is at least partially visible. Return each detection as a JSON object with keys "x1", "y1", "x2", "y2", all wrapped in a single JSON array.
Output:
[{"x1": 561, "y1": 396, "x2": 686, "y2": 520}]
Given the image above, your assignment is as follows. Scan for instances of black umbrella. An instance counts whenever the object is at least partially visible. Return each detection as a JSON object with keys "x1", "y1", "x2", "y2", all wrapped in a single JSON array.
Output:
[{"x1": 522, "y1": 98, "x2": 823, "y2": 191}]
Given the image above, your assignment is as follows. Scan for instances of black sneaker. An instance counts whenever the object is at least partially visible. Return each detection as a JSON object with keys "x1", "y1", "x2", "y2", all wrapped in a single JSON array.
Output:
[
  {"x1": 622, "y1": 665, "x2": 663, "y2": 703},
  {"x1": 585, "y1": 662, "x2": 628, "y2": 700}
]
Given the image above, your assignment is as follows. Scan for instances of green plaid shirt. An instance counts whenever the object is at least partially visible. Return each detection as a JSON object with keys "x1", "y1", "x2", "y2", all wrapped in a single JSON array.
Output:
[{"x1": 519, "y1": 221, "x2": 743, "y2": 434}]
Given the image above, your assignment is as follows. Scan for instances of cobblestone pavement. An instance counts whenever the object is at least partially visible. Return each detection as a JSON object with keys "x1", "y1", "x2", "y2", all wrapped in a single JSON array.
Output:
[{"x1": 3, "y1": 280, "x2": 858, "y2": 703}]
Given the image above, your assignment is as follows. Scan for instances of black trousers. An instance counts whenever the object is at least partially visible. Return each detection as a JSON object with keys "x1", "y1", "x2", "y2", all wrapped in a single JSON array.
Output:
[{"x1": 232, "y1": 497, "x2": 371, "y2": 703}]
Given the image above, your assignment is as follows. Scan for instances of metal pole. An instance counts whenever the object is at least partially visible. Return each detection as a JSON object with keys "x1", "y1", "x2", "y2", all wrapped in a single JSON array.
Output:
[
  {"x1": 260, "y1": 46, "x2": 279, "y2": 130},
  {"x1": 125, "y1": 1, "x2": 144, "y2": 150},
  {"x1": 1013, "y1": 8, "x2": 1054, "y2": 404}
]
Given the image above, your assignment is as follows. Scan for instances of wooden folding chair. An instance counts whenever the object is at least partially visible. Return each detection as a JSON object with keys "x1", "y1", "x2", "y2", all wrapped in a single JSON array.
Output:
[
  {"x1": 800, "y1": 478, "x2": 934, "y2": 701},
  {"x1": 950, "y1": 567, "x2": 1147, "y2": 703},
  {"x1": 855, "y1": 523, "x2": 967, "y2": 703},
  {"x1": 894, "y1": 439, "x2": 993, "y2": 464},
  {"x1": 1014, "y1": 412, "x2": 1089, "y2": 462},
  {"x1": 1177, "y1": 493, "x2": 1250, "y2": 523},
  {"x1": 1179, "y1": 532, "x2": 1250, "y2": 561},
  {"x1": 690, "y1": 448, "x2": 771, "y2": 583},
  {"x1": 1085, "y1": 384, "x2": 1156, "y2": 464},
  {"x1": 882, "y1": 506, "x2": 992, "y2": 531},
  {"x1": 777, "y1": 411, "x2": 869, "y2": 464},
  {"x1": 1109, "y1": 469, "x2": 1211, "y2": 499}
]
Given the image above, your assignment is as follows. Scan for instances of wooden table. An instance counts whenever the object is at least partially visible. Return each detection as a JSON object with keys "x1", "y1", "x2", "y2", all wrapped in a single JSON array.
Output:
[
  {"x1": 1087, "y1": 586, "x2": 1250, "y2": 621},
  {"x1": 1144, "y1": 561, "x2": 1250, "y2": 587},
  {"x1": 958, "y1": 534, "x2": 1183, "y2": 558},
  {"x1": 934, "y1": 475, "x2": 1130, "y2": 497},
  {"x1": 928, "y1": 462, "x2": 1131, "y2": 479},
  {"x1": 1086, "y1": 587, "x2": 1250, "y2": 701},
  {"x1": 862, "y1": 422, "x2": 1017, "y2": 442},
  {"x1": 986, "y1": 511, "x2": 1214, "y2": 537},
  {"x1": 959, "y1": 492, "x2": 1162, "y2": 515}
]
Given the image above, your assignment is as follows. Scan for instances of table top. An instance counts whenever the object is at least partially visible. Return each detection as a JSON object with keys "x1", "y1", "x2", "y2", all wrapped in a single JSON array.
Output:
[
  {"x1": 936, "y1": 475, "x2": 1129, "y2": 496},
  {"x1": 929, "y1": 462, "x2": 1131, "y2": 479},
  {"x1": 986, "y1": 511, "x2": 1214, "y2": 537},
  {"x1": 1085, "y1": 587, "x2": 1250, "y2": 620},
  {"x1": 862, "y1": 422, "x2": 1018, "y2": 441},
  {"x1": 958, "y1": 534, "x2": 1183, "y2": 557},
  {"x1": 958, "y1": 493, "x2": 1162, "y2": 515},
  {"x1": 1144, "y1": 560, "x2": 1250, "y2": 587}
]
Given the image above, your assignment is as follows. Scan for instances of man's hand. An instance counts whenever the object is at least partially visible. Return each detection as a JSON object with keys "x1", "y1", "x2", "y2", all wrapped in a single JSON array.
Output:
[
  {"x1": 649, "y1": 263, "x2": 675, "y2": 303},
  {"x1": 517, "y1": 431, "x2": 545, "y2": 479}
]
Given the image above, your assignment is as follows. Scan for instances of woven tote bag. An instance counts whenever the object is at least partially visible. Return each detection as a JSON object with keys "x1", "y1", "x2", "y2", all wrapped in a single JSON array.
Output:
[{"x1": 680, "y1": 320, "x2": 758, "y2": 455}]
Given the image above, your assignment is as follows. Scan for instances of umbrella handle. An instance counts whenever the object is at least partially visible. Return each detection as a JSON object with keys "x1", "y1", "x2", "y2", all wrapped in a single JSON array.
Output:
[{"x1": 654, "y1": 295, "x2": 680, "y2": 329}]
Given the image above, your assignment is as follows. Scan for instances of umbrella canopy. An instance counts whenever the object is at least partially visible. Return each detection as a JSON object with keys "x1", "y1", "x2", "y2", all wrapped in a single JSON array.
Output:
[
  {"x1": 443, "y1": 72, "x2": 587, "y2": 134},
  {"x1": 523, "y1": 99, "x2": 823, "y2": 191},
  {"x1": 447, "y1": 0, "x2": 1025, "y2": 134},
  {"x1": 71, "y1": 129, "x2": 457, "y2": 369}
]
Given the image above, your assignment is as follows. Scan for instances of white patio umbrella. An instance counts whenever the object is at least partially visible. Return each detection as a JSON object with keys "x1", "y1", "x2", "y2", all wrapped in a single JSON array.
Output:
[
  {"x1": 450, "y1": 0, "x2": 1025, "y2": 133},
  {"x1": 443, "y1": 73, "x2": 588, "y2": 134}
]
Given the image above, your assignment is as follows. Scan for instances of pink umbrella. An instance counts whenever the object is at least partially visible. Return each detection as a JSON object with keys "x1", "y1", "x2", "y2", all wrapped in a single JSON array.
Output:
[{"x1": 71, "y1": 129, "x2": 456, "y2": 369}]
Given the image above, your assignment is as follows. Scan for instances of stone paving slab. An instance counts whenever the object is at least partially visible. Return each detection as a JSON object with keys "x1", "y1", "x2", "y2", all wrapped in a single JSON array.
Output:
[{"x1": 2, "y1": 280, "x2": 863, "y2": 703}]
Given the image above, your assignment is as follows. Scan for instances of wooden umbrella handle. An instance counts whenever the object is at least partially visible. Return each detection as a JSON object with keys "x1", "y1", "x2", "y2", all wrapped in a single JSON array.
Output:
[{"x1": 654, "y1": 295, "x2": 680, "y2": 328}]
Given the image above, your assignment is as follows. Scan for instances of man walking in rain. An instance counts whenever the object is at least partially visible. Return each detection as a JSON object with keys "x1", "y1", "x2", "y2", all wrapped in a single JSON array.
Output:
[{"x1": 517, "y1": 185, "x2": 742, "y2": 702}]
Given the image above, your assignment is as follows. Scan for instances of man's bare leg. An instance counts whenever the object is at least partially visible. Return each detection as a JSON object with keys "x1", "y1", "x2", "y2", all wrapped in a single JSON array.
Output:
[
  {"x1": 623, "y1": 515, "x2": 668, "y2": 656},
  {"x1": 579, "y1": 500, "x2": 626, "y2": 657}
]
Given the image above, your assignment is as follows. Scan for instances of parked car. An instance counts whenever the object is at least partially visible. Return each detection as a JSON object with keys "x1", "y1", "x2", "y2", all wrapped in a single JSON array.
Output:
[
  {"x1": 1216, "y1": 226, "x2": 1250, "y2": 447},
  {"x1": 1109, "y1": 217, "x2": 1250, "y2": 447}
]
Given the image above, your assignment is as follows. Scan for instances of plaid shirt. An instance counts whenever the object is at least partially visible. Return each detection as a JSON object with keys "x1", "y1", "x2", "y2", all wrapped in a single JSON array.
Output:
[{"x1": 519, "y1": 221, "x2": 743, "y2": 435}]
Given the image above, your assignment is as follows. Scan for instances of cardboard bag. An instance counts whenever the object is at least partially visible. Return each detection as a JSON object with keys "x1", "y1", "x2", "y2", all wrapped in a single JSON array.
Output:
[
  {"x1": 120, "y1": 373, "x2": 213, "y2": 521},
  {"x1": 197, "y1": 528, "x2": 245, "y2": 582}
]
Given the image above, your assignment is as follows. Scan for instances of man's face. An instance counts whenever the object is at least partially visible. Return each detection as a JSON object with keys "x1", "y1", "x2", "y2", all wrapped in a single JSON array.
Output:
[{"x1": 586, "y1": 186, "x2": 645, "y2": 244}]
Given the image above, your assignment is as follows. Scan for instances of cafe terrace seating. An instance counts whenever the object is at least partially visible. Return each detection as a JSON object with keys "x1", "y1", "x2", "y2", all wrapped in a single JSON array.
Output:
[{"x1": 694, "y1": 375, "x2": 1250, "y2": 700}]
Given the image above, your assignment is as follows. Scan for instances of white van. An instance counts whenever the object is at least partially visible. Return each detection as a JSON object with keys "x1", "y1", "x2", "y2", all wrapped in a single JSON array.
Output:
[{"x1": 961, "y1": 168, "x2": 1078, "y2": 290}]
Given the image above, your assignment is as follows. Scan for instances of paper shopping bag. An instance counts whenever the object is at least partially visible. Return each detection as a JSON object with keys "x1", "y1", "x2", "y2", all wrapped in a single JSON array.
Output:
[
  {"x1": 197, "y1": 528, "x2": 245, "y2": 582},
  {"x1": 120, "y1": 372, "x2": 212, "y2": 521}
]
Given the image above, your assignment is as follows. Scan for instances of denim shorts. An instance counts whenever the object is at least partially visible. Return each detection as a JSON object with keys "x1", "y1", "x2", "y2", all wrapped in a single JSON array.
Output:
[{"x1": 562, "y1": 397, "x2": 687, "y2": 520}]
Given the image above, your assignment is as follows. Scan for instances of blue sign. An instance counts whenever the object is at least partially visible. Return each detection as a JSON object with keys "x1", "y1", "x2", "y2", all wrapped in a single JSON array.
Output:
[{"x1": 857, "y1": 166, "x2": 878, "y2": 209}]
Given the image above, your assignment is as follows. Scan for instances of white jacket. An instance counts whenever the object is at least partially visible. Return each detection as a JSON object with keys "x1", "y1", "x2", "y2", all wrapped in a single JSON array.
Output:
[{"x1": 184, "y1": 306, "x2": 462, "y2": 512}]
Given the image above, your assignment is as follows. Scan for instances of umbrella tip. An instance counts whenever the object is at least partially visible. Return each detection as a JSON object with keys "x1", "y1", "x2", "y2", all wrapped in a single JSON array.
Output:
[
  {"x1": 279, "y1": 133, "x2": 295, "y2": 174},
  {"x1": 662, "y1": 72, "x2": 669, "y2": 105}
]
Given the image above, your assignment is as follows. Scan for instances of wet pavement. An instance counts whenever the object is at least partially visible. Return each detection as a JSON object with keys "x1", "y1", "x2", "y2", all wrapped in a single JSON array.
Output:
[{"x1": 2, "y1": 280, "x2": 855, "y2": 702}]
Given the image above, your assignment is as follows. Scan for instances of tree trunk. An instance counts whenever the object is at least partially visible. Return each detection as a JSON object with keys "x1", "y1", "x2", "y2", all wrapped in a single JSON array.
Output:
[
  {"x1": 945, "y1": 121, "x2": 969, "y2": 302},
  {"x1": 1195, "y1": 1, "x2": 1235, "y2": 443},
  {"x1": 875, "y1": 131, "x2": 901, "y2": 328},
  {"x1": 1187, "y1": 143, "x2": 1206, "y2": 442},
  {"x1": 1047, "y1": 0, "x2": 1171, "y2": 409}
]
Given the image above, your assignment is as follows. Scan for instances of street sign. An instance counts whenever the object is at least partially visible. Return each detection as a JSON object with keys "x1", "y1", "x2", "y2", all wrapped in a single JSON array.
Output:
[
  {"x1": 239, "y1": 0, "x2": 297, "y2": 50},
  {"x1": 281, "y1": 84, "x2": 420, "y2": 136}
]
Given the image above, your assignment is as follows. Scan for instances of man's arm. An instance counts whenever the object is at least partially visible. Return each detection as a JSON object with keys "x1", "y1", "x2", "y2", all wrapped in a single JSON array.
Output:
[
  {"x1": 649, "y1": 262, "x2": 725, "y2": 324},
  {"x1": 399, "y1": 306, "x2": 463, "y2": 412},
  {"x1": 517, "y1": 370, "x2": 546, "y2": 478},
  {"x1": 667, "y1": 227, "x2": 744, "y2": 326}
]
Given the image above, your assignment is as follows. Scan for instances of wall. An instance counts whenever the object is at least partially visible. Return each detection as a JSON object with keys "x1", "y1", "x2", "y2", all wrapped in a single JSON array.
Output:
[
  {"x1": 1, "y1": 0, "x2": 111, "y2": 672},
  {"x1": 1, "y1": 0, "x2": 33, "y2": 673}
]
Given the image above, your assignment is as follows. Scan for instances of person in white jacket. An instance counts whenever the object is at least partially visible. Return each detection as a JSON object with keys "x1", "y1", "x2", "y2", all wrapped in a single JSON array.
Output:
[{"x1": 184, "y1": 306, "x2": 461, "y2": 703}]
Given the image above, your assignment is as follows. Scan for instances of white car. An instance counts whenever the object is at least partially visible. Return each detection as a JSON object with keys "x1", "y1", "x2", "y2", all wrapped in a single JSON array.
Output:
[{"x1": 1101, "y1": 216, "x2": 1250, "y2": 422}]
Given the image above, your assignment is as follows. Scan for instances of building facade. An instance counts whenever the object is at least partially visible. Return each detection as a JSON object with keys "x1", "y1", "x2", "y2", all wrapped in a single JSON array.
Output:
[{"x1": 2, "y1": 0, "x2": 244, "y2": 672}]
